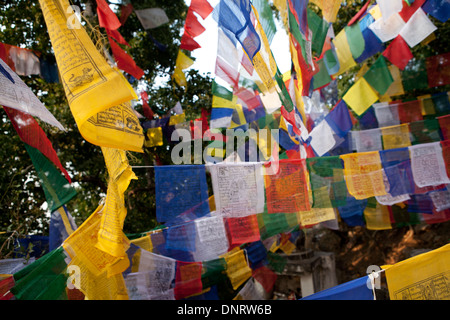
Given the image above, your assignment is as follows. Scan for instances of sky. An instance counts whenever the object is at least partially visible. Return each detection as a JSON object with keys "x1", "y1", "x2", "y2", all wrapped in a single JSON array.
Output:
[{"x1": 186, "y1": 0, "x2": 292, "y2": 77}]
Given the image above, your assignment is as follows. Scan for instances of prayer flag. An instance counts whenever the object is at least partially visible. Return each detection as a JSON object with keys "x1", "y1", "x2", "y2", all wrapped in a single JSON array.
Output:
[
  {"x1": 362, "y1": 55, "x2": 393, "y2": 96},
  {"x1": 135, "y1": 8, "x2": 169, "y2": 29},
  {"x1": 39, "y1": 0, "x2": 144, "y2": 152},
  {"x1": 301, "y1": 275, "x2": 374, "y2": 300},
  {"x1": 384, "y1": 244, "x2": 450, "y2": 300},
  {"x1": 399, "y1": 8, "x2": 437, "y2": 48},
  {"x1": 343, "y1": 77, "x2": 379, "y2": 116},
  {"x1": 96, "y1": 0, "x2": 121, "y2": 30},
  {"x1": 382, "y1": 35, "x2": 413, "y2": 71},
  {"x1": 154, "y1": 165, "x2": 210, "y2": 224}
]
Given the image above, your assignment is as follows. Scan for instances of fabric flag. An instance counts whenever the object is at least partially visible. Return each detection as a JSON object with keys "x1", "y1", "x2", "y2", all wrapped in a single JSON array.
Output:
[
  {"x1": 381, "y1": 65, "x2": 405, "y2": 99},
  {"x1": 442, "y1": 140, "x2": 450, "y2": 177},
  {"x1": 331, "y1": 28, "x2": 357, "y2": 76},
  {"x1": 401, "y1": 58, "x2": 429, "y2": 91},
  {"x1": 343, "y1": 77, "x2": 379, "y2": 116},
  {"x1": 399, "y1": 8, "x2": 437, "y2": 48},
  {"x1": 301, "y1": 275, "x2": 374, "y2": 300},
  {"x1": 210, "y1": 83, "x2": 237, "y2": 129},
  {"x1": 49, "y1": 205, "x2": 77, "y2": 251},
  {"x1": 155, "y1": 165, "x2": 210, "y2": 224},
  {"x1": 252, "y1": 265, "x2": 277, "y2": 293},
  {"x1": 381, "y1": 124, "x2": 411, "y2": 150},
  {"x1": 180, "y1": 32, "x2": 201, "y2": 51},
  {"x1": 378, "y1": 0, "x2": 403, "y2": 20},
  {"x1": 353, "y1": 12, "x2": 385, "y2": 64},
  {"x1": 184, "y1": 8, "x2": 206, "y2": 38},
  {"x1": 189, "y1": 0, "x2": 214, "y2": 19},
  {"x1": 345, "y1": 22, "x2": 365, "y2": 61},
  {"x1": 210, "y1": 163, "x2": 265, "y2": 218},
  {"x1": 438, "y1": 115, "x2": 450, "y2": 140},
  {"x1": 399, "y1": 0, "x2": 427, "y2": 21},
  {"x1": 426, "y1": 52, "x2": 450, "y2": 88},
  {"x1": 39, "y1": 0, "x2": 144, "y2": 152},
  {"x1": 106, "y1": 28, "x2": 130, "y2": 47},
  {"x1": 135, "y1": 8, "x2": 169, "y2": 29},
  {"x1": 223, "y1": 249, "x2": 253, "y2": 290},
  {"x1": 324, "y1": 100, "x2": 353, "y2": 138},
  {"x1": 397, "y1": 100, "x2": 423, "y2": 124},
  {"x1": 119, "y1": 3, "x2": 134, "y2": 25},
  {"x1": 310, "y1": 0, "x2": 341, "y2": 23},
  {"x1": 225, "y1": 215, "x2": 261, "y2": 247},
  {"x1": 409, "y1": 119, "x2": 442, "y2": 145},
  {"x1": 10, "y1": 247, "x2": 69, "y2": 300},
  {"x1": 352, "y1": 128, "x2": 383, "y2": 152},
  {"x1": 172, "y1": 50, "x2": 194, "y2": 87},
  {"x1": 6, "y1": 45, "x2": 41, "y2": 77},
  {"x1": 140, "y1": 91, "x2": 154, "y2": 120},
  {"x1": 309, "y1": 119, "x2": 338, "y2": 156},
  {"x1": 364, "y1": 201, "x2": 392, "y2": 230},
  {"x1": 0, "y1": 58, "x2": 64, "y2": 130},
  {"x1": 108, "y1": 36, "x2": 144, "y2": 79},
  {"x1": 174, "y1": 261, "x2": 203, "y2": 300},
  {"x1": 373, "y1": 102, "x2": 400, "y2": 128},
  {"x1": 96, "y1": 0, "x2": 121, "y2": 30},
  {"x1": 25, "y1": 144, "x2": 77, "y2": 212},
  {"x1": 4, "y1": 106, "x2": 72, "y2": 183},
  {"x1": 362, "y1": 55, "x2": 393, "y2": 96},
  {"x1": 382, "y1": 35, "x2": 413, "y2": 71},
  {"x1": 264, "y1": 159, "x2": 310, "y2": 214},
  {"x1": 347, "y1": 0, "x2": 370, "y2": 26},
  {"x1": 409, "y1": 142, "x2": 450, "y2": 188},
  {"x1": 423, "y1": 0, "x2": 450, "y2": 23},
  {"x1": 340, "y1": 151, "x2": 387, "y2": 200},
  {"x1": 368, "y1": 12, "x2": 405, "y2": 43},
  {"x1": 307, "y1": 8, "x2": 329, "y2": 56},
  {"x1": 383, "y1": 244, "x2": 450, "y2": 300}
]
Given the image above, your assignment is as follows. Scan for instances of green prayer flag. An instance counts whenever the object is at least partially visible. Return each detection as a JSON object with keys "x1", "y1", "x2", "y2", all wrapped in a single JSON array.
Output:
[
  {"x1": 253, "y1": 0, "x2": 277, "y2": 44},
  {"x1": 25, "y1": 144, "x2": 77, "y2": 212},
  {"x1": 307, "y1": 8, "x2": 329, "y2": 56},
  {"x1": 363, "y1": 56, "x2": 394, "y2": 95},
  {"x1": 313, "y1": 59, "x2": 332, "y2": 90},
  {"x1": 401, "y1": 58, "x2": 429, "y2": 91},
  {"x1": 345, "y1": 22, "x2": 365, "y2": 60}
]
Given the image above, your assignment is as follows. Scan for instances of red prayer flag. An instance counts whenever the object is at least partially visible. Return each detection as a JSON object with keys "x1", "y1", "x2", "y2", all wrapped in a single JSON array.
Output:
[
  {"x1": 106, "y1": 29, "x2": 130, "y2": 47},
  {"x1": 397, "y1": 100, "x2": 423, "y2": 124},
  {"x1": 119, "y1": 3, "x2": 134, "y2": 25},
  {"x1": 215, "y1": 56, "x2": 240, "y2": 88},
  {"x1": 96, "y1": 0, "x2": 121, "y2": 30},
  {"x1": 189, "y1": 0, "x2": 214, "y2": 20},
  {"x1": 399, "y1": 0, "x2": 427, "y2": 21},
  {"x1": 347, "y1": 0, "x2": 371, "y2": 26},
  {"x1": 140, "y1": 91, "x2": 154, "y2": 120},
  {"x1": 438, "y1": 115, "x2": 450, "y2": 140},
  {"x1": 264, "y1": 159, "x2": 311, "y2": 214},
  {"x1": 225, "y1": 215, "x2": 261, "y2": 247},
  {"x1": 426, "y1": 52, "x2": 450, "y2": 88},
  {"x1": 174, "y1": 261, "x2": 203, "y2": 300},
  {"x1": 108, "y1": 37, "x2": 144, "y2": 79},
  {"x1": 184, "y1": 8, "x2": 206, "y2": 38},
  {"x1": 440, "y1": 140, "x2": 450, "y2": 177},
  {"x1": 252, "y1": 266, "x2": 278, "y2": 293},
  {"x1": 4, "y1": 107, "x2": 72, "y2": 183},
  {"x1": 180, "y1": 32, "x2": 201, "y2": 51},
  {"x1": 382, "y1": 35, "x2": 413, "y2": 70}
]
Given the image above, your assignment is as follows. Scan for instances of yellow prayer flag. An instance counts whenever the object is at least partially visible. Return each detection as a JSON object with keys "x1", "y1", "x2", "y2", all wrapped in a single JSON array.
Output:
[
  {"x1": 224, "y1": 249, "x2": 253, "y2": 290},
  {"x1": 368, "y1": 4, "x2": 382, "y2": 21},
  {"x1": 383, "y1": 244, "x2": 450, "y2": 300},
  {"x1": 332, "y1": 29, "x2": 357, "y2": 76},
  {"x1": 343, "y1": 77, "x2": 379, "y2": 116},
  {"x1": 145, "y1": 127, "x2": 164, "y2": 147},
  {"x1": 364, "y1": 204, "x2": 392, "y2": 230},
  {"x1": 381, "y1": 124, "x2": 411, "y2": 150},
  {"x1": 310, "y1": 0, "x2": 342, "y2": 23},
  {"x1": 96, "y1": 147, "x2": 137, "y2": 258},
  {"x1": 340, "y1": 152, "x2": 387, "y2": 199},
  {"x1": 172, "y1": 50, "x2": 194, "y2": 87},
  {"x1": 38, "y1": 0, "x2": 144, "y2": 152},
  {"x1": 168, "y1": 113, "x2": 186, "y2": 126},
  {"x1": 130, "y1": 235, "x2": 153, "y2": 252}
]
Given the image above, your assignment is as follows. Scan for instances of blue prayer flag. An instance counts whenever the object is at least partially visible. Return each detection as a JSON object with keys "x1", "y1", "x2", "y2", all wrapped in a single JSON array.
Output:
[{"x1": 301, "y1": 275, "x2": 374, "y2": 300}]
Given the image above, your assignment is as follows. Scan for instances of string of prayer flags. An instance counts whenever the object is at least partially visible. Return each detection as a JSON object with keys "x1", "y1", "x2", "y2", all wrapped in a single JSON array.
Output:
[
  {"x1": 38, "y1": 0, "x2": 144, "y2": 152},
  {"x1": 383, "y1": 243, "x2": 450, "y2": 300},
  {"x1": 0, "y1": 58, "x2": 64, "y2": 130},
  {"x1": 409, "y1": 142, "x2": 450, "y2": 188},
  {"x1": 263, "y1": 159, "x2": 311, "y2": 214},
  {"x1": 210, "y1": 163, "x2": 265, "y2": 218},
  {"x1": 340, "y1": 151, "x2": 387, "y2": 200},
  {"x1": 154, "y1": 165, "x2": 210, "y2": 224}
]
